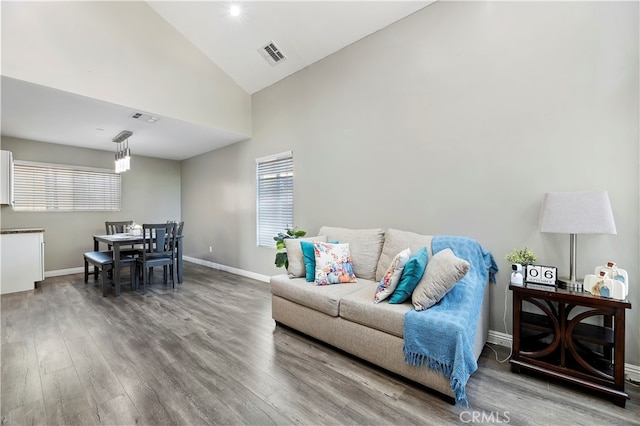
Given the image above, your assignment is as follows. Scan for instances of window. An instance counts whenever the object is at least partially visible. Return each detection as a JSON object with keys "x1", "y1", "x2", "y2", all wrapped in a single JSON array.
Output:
[
  {"x1": 256, "y1": 151, "x2": 293, "y2": 247},
  {"x1": 13, "y1": 160, "x2": 121, "y2": 211}
]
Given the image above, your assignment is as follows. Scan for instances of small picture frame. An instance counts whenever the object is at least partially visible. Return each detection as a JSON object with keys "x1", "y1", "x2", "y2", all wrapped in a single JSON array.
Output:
[{"x1": 526, "y1": 264, "x2": 558, "y2": 286}]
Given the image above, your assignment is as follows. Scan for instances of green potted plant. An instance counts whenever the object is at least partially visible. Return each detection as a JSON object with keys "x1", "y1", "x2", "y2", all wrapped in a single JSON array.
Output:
[
  {"x1": 274, "y1": 226, "x2": 307, "y2": 268},
  {"x1": 505, "y1": 246, "x2": 537, "y2": 266}
]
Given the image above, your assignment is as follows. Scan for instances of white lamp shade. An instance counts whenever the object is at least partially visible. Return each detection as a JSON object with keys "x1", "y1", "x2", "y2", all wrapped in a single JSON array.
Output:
[{"x1": 538, "y1": 190, "x2": 617, "y2": 235}]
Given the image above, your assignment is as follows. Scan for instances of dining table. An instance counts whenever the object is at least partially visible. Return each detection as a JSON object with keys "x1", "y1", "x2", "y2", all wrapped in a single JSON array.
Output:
[{"x1": 92, "y1": 232, "x2": 184, "y2": 295}]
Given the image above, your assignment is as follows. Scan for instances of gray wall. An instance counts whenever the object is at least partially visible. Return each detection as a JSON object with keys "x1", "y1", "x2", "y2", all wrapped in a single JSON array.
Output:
[
  {"x1": 181, "y1": 2, "x2": 639, "y2": 364},
  {"x1": 0, "y1": 137, "x2": 181, "y2": 272}
]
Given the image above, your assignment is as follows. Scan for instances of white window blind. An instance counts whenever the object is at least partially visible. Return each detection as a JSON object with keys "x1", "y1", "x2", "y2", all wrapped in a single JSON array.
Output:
[
  {"x1": 256, "y1": 151, "x2": 293, "y2": 247},
  {"x1": 13, "y1": 160, "x2": 121, "y2": 211}
]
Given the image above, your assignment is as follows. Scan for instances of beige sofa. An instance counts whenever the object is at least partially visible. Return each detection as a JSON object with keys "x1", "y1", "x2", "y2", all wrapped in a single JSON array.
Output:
[{"x1": 270, "y1": 226, "x2": 491, "y2": 404}]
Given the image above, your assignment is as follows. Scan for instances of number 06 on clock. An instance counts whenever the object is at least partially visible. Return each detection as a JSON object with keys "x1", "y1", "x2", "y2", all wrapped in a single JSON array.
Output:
[{"x1": 525, "y1": 265, "x2": 557, "y2": 285}]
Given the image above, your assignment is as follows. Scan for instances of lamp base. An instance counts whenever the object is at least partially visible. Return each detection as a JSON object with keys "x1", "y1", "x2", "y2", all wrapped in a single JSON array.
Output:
[{"x1": 557, "y1": 277, "x2": 584, "y2": 292}]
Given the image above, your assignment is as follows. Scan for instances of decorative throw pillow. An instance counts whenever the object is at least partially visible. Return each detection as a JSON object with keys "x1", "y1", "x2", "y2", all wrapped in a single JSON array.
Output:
[
  {"x1": 412, "y1": 248, "x2": 469, "y2": 311},
  {"x1": 284, "y1": 236, "x2": 327, "y2": 278},
  {"x1": 389, "y1": 247, "x2": 428, "y2": 304},
  {"x1": 314, "y1": 242, "x2": 357, "y2": 285},
  {"x1": 301, "y1": 240, "x2": 338, "y2": 282},
  {"x1": 374, "y1": 248, "x2": 412, "y2": 303}
]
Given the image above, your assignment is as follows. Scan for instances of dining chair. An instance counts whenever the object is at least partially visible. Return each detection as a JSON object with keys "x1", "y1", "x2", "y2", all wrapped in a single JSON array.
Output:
[
  {"x1": 105, "y1": 220, "x2": 138, "y2": 251},
  {"x1": 105, "y1": 220, "x2": 133, "y2": 235},
  {"x1": 136, "y1": 222, "x2": 177, "y2": 294},
  {"x1": 175, "y1": 221, "x2": 184, "y2": 238},
  {"x1": 166, "y1": 220, "x2": 184, "y2": 235},
  {"x1": 167, "y1": 221, "x2": 184, "y2": 282}
]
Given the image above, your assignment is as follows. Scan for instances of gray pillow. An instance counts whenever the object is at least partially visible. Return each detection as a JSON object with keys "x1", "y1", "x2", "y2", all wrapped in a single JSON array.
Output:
[
  {"x1": 412, "y1": 248, "x2": 469, "y2": 311},
  {"x1": 318, "y1": 226, "x2": 385, "y2": 280},
  {"x1": 284, "y1": 236, "x2": 327, "y2": 278},
  {"x1": 376, "y1": 228, "x2": 433, "y2": 282}
]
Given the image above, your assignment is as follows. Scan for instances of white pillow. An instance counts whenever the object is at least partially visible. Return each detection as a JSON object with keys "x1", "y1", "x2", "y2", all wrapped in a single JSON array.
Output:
[
  {"x1": 314, "y1": 242, "x2": 357, "y2": 285},
  {"x1": 374, "y1": 248, "x2": 412, "y2": 303}
]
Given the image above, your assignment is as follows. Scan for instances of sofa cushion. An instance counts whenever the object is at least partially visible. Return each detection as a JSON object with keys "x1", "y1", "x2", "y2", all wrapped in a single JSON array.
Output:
[
  {"x1": 376, "y1": 229, "x2": 433, "y2": 282},
  {"x1": 374, "y1": 248, "x2": 412, "y2": 303},
  {"x1": 412, "y1": 248, "x2": 469, "y2": 311},
  {"x1": 389, "y1": 247, "x2": 429, "y2": 304},
  {"x1": 318, "y1": 226, "x2": 385, "y2": 281},
  {"x1": 270, "y1": 274, "x2": 371, "y2": 316},
  {"x1": 284, "y1": 235, "x2": 327, "y2": 278},
  {"x1": 340, "y1": 283, "x2": 413, "y2": 338}
]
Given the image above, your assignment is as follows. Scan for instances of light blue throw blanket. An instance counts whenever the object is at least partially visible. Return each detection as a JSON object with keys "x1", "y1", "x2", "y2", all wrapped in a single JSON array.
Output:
[{"x1": 403, "y1": 236, "x2": 498, "y2": 407}]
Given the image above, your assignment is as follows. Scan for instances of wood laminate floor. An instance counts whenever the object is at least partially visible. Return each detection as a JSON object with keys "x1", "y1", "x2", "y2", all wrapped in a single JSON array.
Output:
[{"x1": 1, "y1": 263, "x2": 638, "y2": 425}]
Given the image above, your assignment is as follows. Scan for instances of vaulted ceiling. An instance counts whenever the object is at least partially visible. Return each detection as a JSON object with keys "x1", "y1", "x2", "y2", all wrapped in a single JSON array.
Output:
[
  {"x1": 1, "y1": 1, "x2": 433, "y2": 160},
  {"x1": 148, "y1": 1, "x2": 432, "y2": 94}
]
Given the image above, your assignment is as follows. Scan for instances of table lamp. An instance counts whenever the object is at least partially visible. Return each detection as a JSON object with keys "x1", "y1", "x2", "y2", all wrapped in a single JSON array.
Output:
[{"x1": 538, "y1": 190, "x2": 617, "y2": 289}]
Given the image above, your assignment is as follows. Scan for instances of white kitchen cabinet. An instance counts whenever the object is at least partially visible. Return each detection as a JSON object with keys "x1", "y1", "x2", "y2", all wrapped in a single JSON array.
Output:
[
  {"x1": 1, "y1": 229, "x2": 45, "y2": 294},
  {"x1": 0, "y1": 150, "x2": 14, "y2": 205}
]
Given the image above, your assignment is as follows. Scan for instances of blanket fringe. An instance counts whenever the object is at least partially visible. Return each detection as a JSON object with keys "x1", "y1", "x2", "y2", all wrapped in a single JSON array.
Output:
[
  {"x1": 404, "y1": 351, "x2": 469, "y2": 407},
  {"x1": 451, "y1": 376, "x2": 469, "y2": 408},
  {"x1": 404, "y1": 351, "x2": 453, "y2": 377}
]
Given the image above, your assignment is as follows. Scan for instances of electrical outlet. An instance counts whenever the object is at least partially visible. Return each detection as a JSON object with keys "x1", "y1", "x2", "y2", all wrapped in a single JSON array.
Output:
[{"x1": 209, "y1": 246, "x2": 213, "y2": 253}]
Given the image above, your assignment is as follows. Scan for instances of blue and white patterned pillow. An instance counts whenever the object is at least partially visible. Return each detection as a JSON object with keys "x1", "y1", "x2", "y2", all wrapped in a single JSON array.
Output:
[
  {"x1": 374, "y1": 248, "x2": 412, "y2": 303},
  {"x1": 314, "y1": 242, "x2": 357, "y2": 285}
]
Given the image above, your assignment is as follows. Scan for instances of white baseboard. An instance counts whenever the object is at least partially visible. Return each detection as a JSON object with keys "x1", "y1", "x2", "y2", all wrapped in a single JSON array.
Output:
[
  {"x1": 624, "y1": 362, "x2": 640, "y2": 383},
  {"x1": 183, "y1": 256, "x2": 271, "y2": 283},
  {"x1": 45, "y1": 267, "x2": 83, "y2": 277},
  {"x1": 44, "y1": 259, "x2": 273, "y2": 283},
  {"x1": 487, "y1": 330, "x2": 512, "y2": 348}
]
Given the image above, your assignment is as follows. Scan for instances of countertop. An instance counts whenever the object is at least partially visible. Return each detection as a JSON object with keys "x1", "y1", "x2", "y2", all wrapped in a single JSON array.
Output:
[{"x1": 0, "y1": 228, "x2": 45, "y2": 235}]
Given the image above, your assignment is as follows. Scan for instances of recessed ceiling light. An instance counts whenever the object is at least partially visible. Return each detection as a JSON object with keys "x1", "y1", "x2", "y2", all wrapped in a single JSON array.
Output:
[{"x1": 230, "y1": 4, "x2": 241, "y2": 17}]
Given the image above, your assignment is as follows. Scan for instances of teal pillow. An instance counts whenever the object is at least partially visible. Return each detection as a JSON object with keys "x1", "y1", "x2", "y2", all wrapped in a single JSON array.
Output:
[
  {"x1": 389, "y1": 247, "x2": 428, "y2": 303},
  {"x1": 301, "y1": 240, "x2": 338, "y2": 282}
]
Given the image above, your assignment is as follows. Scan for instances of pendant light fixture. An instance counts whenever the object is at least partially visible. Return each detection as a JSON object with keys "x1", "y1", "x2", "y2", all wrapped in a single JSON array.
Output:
[{"x1": 112, "y1": 130, "x2": 133, "y2": 173}]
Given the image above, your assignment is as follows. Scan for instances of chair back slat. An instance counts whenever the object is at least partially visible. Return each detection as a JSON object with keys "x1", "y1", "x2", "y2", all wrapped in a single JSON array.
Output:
[
  {"x1": 106, "y1": 220, "x2": 133, "y2": 235},
  {"x1": 167, "y1": 220, "x2": 185, "y2": 237},
  {"x1": 142, "y1": 223, "x2": 176, "y2": 260}
]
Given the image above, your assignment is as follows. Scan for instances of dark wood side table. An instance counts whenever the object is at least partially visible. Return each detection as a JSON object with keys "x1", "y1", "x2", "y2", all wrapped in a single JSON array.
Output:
[{"x1": 509, "y1": 283, "x2": 631, "y2": 407}]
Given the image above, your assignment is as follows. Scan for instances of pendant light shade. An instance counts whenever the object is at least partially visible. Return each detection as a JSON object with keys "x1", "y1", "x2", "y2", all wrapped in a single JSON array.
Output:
[{"x1": 112, "y1": 130, "x2": 133, "y2": 173}]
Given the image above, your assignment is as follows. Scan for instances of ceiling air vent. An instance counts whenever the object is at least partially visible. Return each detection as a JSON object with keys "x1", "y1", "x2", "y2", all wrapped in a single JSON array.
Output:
[
  {"x1": 129, "y1": 112, "x2": 160, "y2": 124},
  {"x1": 259, "y1": 41, "x2": 287, "y2": 66}
]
